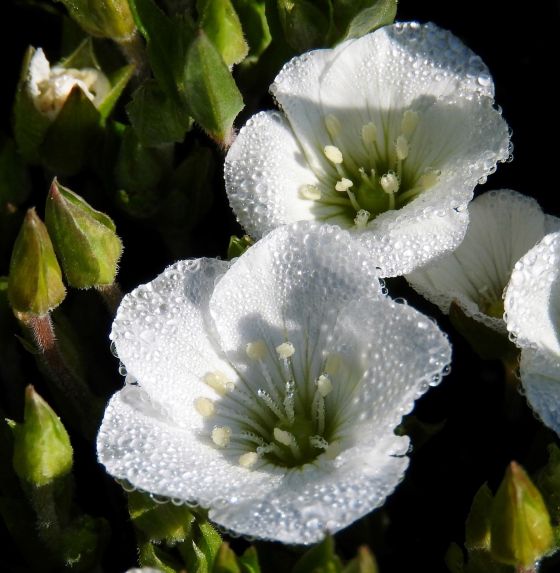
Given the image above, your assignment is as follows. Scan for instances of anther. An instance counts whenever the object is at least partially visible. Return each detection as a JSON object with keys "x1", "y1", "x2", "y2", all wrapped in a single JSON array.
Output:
[
  {"x1": 335, "y1": 178, "x2": 354, "y2": 192},
  {"x1": 211, "y1": 426, "x2": 231, "y2": 447},
  {"x1": 325, "y1": 115, "x2": 341, "y2": 138},
  {"x1": 418, "y1": 169, "x2": 441, "y2": 189},
  {"x1": 298, "y1": 184, "x2": 322, "y2": 201},
  {"x1": 361, "y1": 122, "x2": 378, "y2": 146},
  {"x1": 239, "y1": 452, "x2": 259, "y2": 469},
  {"x1": 194, "y1": 397, "x2": 215, "y2": 417},
  {"x1": 309, "y1": 435, "x2": 329, "y2": 450},
  {"x1": 276, "y1": 341, "x2": 295, "y2": 359},
  {"x1": 324, "y1": 441, "x2": 342, "y2": 460},
  {"x1": 316, "y1": 374, "x2": 333, "y2": 397},
  {"x1": 380, "y1": 172, "x2": 400, "y2": 194},
  {"x1": 395, "y1": 135, "x2": 409, "y2": 161},
  {"x1": 324, "y1": 145, "x2": 343, "y2": 164},
  {"x1": 246, "y1": 340, "x2": 267, "y2": 360},
  {"x1": 401, "y1": 110, "x2": 419, "y2": 136},
  {"x1": 203, "y1": 371, "x2": 234, "y2": 396},
  {"x1": 354, "y1": 209, "x2": 370, "y2": 229}
]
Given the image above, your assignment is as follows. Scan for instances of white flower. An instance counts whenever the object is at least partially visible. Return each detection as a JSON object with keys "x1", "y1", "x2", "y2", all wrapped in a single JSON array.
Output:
[
  {"x1": 407, "y1": 190, "x2": 560, "y2": 333},
  {"x1": 97, "y1": 222, "x2": 451, "y2": 544},
  {"x1": 27, "y1": 48, "x2": 110, "y2": 120},
  {"x1": 505, "y1": 232, "x2": 560, "y2": 435},
  {"x1": 225, "y1": 22, "x2": 511, "y2": 277}
]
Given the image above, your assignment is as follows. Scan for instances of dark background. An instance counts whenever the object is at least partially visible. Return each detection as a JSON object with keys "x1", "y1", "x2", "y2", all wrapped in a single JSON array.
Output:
[{"x1": 2, "y1": 1, "x2": 560, "y2": 572}]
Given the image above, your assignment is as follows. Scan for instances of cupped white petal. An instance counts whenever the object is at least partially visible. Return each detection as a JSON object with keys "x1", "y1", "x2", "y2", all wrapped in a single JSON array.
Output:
[
  {"x1": 225, "y1": 112, "x2": 344, "y2": 238},
  {"x1": 109, "y1": 258, "x2": 234, "y2": 424},
  {"x1": 519, "y1": 348, "x2": 560, "y2": 436},
  {"x1": 209, "y1": 222, "x2": 384, "y2": 385},
  {"x1": 408, "y1": 191, "x2": 551, "y2": 331},
  {"x1": 505, "y1": 232, "x2": 560, "y2": 355}
]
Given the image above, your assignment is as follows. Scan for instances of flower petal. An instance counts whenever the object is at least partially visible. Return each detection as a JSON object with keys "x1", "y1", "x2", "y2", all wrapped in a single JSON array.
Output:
[
  {"x1": 408, "y1": 190, "x2": 550, "y2": 330},
  {"x1": 505, "y1": 232, "x2": 560, "y2": 355},
  {"x1": 520, "y1": 348, "x2": 560, "y2": 437},
  {"x1": 109, "y1": 258, "x2": 234, "y2": 424},
  {"x1": 209, "y1": 222, "x2": 384, "y2": 389},
  {"x1": 225, "y1": 111, "x2": 343, "y2": 239}
]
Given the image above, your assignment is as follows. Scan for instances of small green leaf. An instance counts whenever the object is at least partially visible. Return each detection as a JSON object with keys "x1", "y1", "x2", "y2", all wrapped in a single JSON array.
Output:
[
  {"x1": 214, "y1": 543, "x2": 242, "y2": 573},
  {"x1": 12, "y1": 386, "x2": 73, "y2": 487},
  {"x1": 232, "y1": 0, "x2": 271, "y2": 61},
  {"x1": 343, "y1": 546, "x2": 378, "y2": 573},
  {"x1": 127, "y1": 80, "x2": 193, "y2": 146},
  {"x1": 276, "y1": 0, "x2": 332, "y2": 52},
  {"x1": 293, "y1": 535, "x2": 343, "y2": 573},
  {"x1": 98, "y1": 63, "x2": 135, "y2": 122},
  {"x1": 183, "y1": 29, "x2": 244, "y2": 145},
  {"x1": 227, "y1": 234, "x2": 254, "y2": 259},
  {"x1": 199, "y1": 0, "x2": 249, "y2": 66},
  {"x1": 342, "y1": 0, "x2": 397, "y2": 40},
  {"x1": 465, "y1": 484, "x2": 493, "y2": 551},
  {"x1": 238, "y1": 546, "x2": 261, "y2": 573},
  {"x1": 139, "y1": 540, "x2": 183, "y2": 573}
]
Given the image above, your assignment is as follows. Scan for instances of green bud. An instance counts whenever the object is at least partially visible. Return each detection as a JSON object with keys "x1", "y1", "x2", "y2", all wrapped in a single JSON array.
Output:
[
  {"x1": 293, "y1": 535, "x2": 342, "y2": 573},
  {"x1": 45, "y1": 179, "x2": 123, "y2": 288},
  {"x1": 214, "y1": 543, "x2": 241, "y2": 573},
  {"x1": 227, "y1": 234, "x2": 254, "y2": 259},
  {"x1": 199, "y1": 0, "x2": 249, "y2": 67},
  {"x1": 238, "y1": 546, "x2": 261, "y2": 573},
  {"x1": 490, "y1": 461, "x2": 553, "y2": 568},
  {"x1": 339, "y1": 0, "x2": 397, "y2": 40},
  {"x1": 12, "y1": 386, "x2": 73, "y2": 487},
  {"x1": 8, "y1": 209, "x2": 66, "y2": 315},
  {"x1": 465, "y1": 483, "x2": 493, "y2": 551},
  {"x1": 343, "y1": 546, "x2": 378, "y2": 573},
  {"x1": 55, "y1": 0, "x2": 137, "y2": 41}
]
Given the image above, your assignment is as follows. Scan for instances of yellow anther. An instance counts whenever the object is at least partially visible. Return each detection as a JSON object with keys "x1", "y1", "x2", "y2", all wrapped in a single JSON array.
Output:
[
  {"x1": 203, "y1": 371, "x2": 233, "y2": 396},
  {"x1": 401, "y1": 110, "x2": 420, "y2": 136},
  {"x1": 380, "y1": 172, "x2": 400, "y2": 194},
  {"x1": 316, "y1": 374, "x2": 333, "y2": 397},
  {"x1": 335, "y1": 178, "x2": 354, "y2": 192},
  {"x1": 276, "y1": 341, "x2": 295, "y2": 359},
  {"x1": 246, "y1": 340, "x2": 267, "y2": 360},
  {"x1": 194, "y1": 397, "x2": 215, "y2": 417},
  {"x1": 361, "y1": 122, "x2": 378, "y2": 146},
  {"x1": 418, "y1": 169, "x2": 441, "y2": 189},
  {"x1": 354, "y1": 209, "x2": 370, "y2": 228},
  {"x1": 299, "y1": 184, "x2": 322, "y2": 201},
  {"x1": 211, "y1": 426, "x2": 231, "y2": 448},
  {"x1": 274, "y1": 427, "x2": 295, "y2": 446},
  {"x1": 239, "y1": 451, "x2": 259, "y2": 469},
  {"x1": 324, "y1": 145, "x2": 343, "y2": 164},
  {"x1": 395, "y1": 135, "x2": 409, "y2": 161}
]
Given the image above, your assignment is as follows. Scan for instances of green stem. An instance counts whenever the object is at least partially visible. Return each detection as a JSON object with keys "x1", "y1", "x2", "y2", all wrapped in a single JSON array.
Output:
[{"x1": 96, "y1": 282, "x2": 124, "y2": 316}]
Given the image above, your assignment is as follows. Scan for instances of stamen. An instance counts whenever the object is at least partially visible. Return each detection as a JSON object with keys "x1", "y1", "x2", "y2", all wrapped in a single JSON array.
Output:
[
  {"x1": 380, "y1": 172, "x2": 400, "y2": 194},
  {"x1": 309, "y1": 435, "x2": 329, "y2": 450},
  {"x1": 312, "y1": 391, "x2": 326, "y2": 435},
  {"x1": 239, "y1": 451, "x2": 259, "y2": 469},
  {"x1": 203, "y1": 371, "x2": 234, "y2": 396},
  {"x1": 335, "y1": 178, "x2": 354, "y2": 192},
  {"x1": 246, "y1": 340, "x2": 267, "y2": 360},
  {"x1": 194, "y1": 397, "x2": 215, "y2": 417},
  {"x1": 325, "y1": 114, "x2": 341, "y2": 138},
  {"x1": 361, "y1": 122, "x2": 378, "y2": 146},
  {"x1": 354, "y1": 209, "x2": 370, "y2": 229},
  {"x1": 401, "y1": 110, "x2": 419, "y2": 136},
  {"x1": 257, "y1": 389, "x2": 287, "y2": 421},
  {"x1": 316, "y1": 374, "x2": 333, "y2": 397},
  {"x1": 324, "y1": 145, "x2": 343, "y2": 164},
  {"x1": 283, "y1": 380, "x2": 296, "y2": 424},
  {"x1": 417, "y1": 169, "x2": 441, "y2": 189},
  {"x1": 211, "y1": 426, "x2": 231, "y2": 447},
  {"x1": 299, "y1": 184, "x2": 322, "y2": 201},
  {"x1": 273, "y1": 427, "x2": 301, "y2": 458},
  {"x1": 395, "y1": 135, "x2": 409, "y2": 161},
  {"x1": 276, "y1": 341, "x2": 295, "y2": 359}
]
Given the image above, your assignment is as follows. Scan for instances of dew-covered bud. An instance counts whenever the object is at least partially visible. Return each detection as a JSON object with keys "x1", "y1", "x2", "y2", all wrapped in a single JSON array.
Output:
[
  {"x1": 8, "y1": 208, "x2": 66, "y2": 315},
  {"x1": 11, "y1": 386, "x2": 73, "y2": 487},
  {"x1": 45, "y1": 179, "x2": 123, "y2": 289},
  {"x1": 490, "y1": 461, "x2": 553, "y2": 568}
]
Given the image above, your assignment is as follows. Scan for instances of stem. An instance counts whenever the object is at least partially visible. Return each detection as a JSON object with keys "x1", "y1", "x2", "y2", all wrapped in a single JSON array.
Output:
[
  {"x1": 118, "y1": 32, "x2": 149, "y2": 82},
  {"x1": 96, "y1": 282, "x2": 124, "y2": 316}
]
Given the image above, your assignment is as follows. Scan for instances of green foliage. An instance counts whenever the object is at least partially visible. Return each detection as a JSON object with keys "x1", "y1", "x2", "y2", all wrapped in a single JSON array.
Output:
[{"x1": 293, "y1": 535, "x2": 343, "y2": 573}]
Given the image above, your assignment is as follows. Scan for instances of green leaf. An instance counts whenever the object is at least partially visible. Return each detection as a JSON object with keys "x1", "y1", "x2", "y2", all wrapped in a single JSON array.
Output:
[
  {"x1": 232, "y1": 0, "x2": 271, "y2": 61},
  {"x1": 465, "y1": 484, "x2": 493, "y2": 551},
  {"x1": 59, "y1": 37, "x2": 99, "y2": 69},
  {"x1": 342, "y1": 546, "x2": 378, "y2": 573},
  {"x1": 199, "y1": 0, "x2": 249, "y2": 66},
  {"x1": 227, "y1": 234, "x2": 254, "y2": 259},
  {"x1": 182, "y1": 29, "x2": 244, "y2": 145},
  {"x1": 342, "y1": 0, "x2": 397, "y2": 40},
  {"x1": 127, "y1": 80, "x2": 193, "y2": 146},
  {"x1": 214, "y1": 543, "x2": 242, "y2": 573},
  {"x1": 293, "y1": 535, "x2": 343, "y2": 573},
  {"x1": 98, "y1": 63, "x2": 135, "y2": 122},
  {"x1": 238, "y1": 546, "x2": 261, "y2": 573},
  {"x1": 139, "y1": 541, "x2": 183, "y2": 573},
  {"x1": 128, "y1": 491, "x2": 195, "y2": 544},
  {"x1": 276, "y1": 0, "x2": 332, "y2": 52}
]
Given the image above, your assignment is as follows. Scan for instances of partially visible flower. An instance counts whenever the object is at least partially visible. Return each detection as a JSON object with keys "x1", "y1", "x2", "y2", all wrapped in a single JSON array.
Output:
[
  {"x1": 505, "y1": 232, "x2": 560, "y2": 435},
  {"x1": 97, "y1": 222, "x2": 451, "y2": 544},
  {"x1": 27, "y1": 47, "x2": 110, "y2": 120},
  {"x1": 407, "y1": 190, "x2": 559, "y2": 333},
  {"x1": 225, "y1": 22, "x2": 511, "y2": 277}
]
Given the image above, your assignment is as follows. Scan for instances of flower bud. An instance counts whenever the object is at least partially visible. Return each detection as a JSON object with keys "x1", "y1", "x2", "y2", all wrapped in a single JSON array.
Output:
[
  {"x1": 11, "y1": 386, "x2": 73, "y2": 487},
  {"x1": 490, "y1": 461, "x2": 553, "y2": 568},
  {"x1": 8, "y1": 208, "x2": 66, "y2": 315},
  {"x1": 45, "y1": 180, "x2": 123, "y2": 288},
  {"x1": 56, "y1": 0, "x2": 136, "y2": 42}
]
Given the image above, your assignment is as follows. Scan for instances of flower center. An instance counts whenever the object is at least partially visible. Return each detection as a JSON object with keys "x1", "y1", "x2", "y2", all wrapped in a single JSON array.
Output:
[
  {"x1": 194, "y1": 339, "x2": 343, "y2": 470},
  {"x1": 477, "y1": 285, "x2": 505, "y2": 319},
  {"x1": 299, "y1": 109, "x2": 441, "y2": 228}
]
